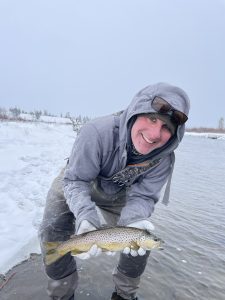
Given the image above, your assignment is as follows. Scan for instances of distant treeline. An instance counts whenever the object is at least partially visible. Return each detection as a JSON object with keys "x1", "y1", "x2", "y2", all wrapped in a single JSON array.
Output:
[
  {"x1": 186, "y1": 127, "x2": 225, "y2": 134},
  {"x1": 0, "y1": 106, "x2": 91, "y2": 124}
]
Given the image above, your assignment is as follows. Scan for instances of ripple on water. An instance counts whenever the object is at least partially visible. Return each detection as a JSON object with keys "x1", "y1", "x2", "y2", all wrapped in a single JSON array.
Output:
[{"x1": 141, "y1": 136, "x2": 225, "y2": 299}]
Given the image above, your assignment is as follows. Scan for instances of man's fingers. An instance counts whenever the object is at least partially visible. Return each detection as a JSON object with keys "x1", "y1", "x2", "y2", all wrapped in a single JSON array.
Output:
[
  {"x1": 95, "y1": 247, "x2": 102, "y2": 256},
  {"x1": 77, "y1": 220, "x2": 97, "y2": 235},
  {"x1": 127, "y1": 220, "x2": 155, "y2": 232},
  {"x1": 145, "y1": 221, "x2": 155, "y2": 232},
  {"x1": 75, "y1": 245, "x2": 145, "y2": 259},
  {"x1": 106, "y1": 251, "x2": 116, "y2": 256},
  {"x1": 71, "y1": 244, "x2": 102, "y2": 259},
  {"x1": 89, "y1": 244, "x2": 102, "y2": 257},
  {"x1": 123, "y1": 247, "x2": 131, "y2": 255},
  {"x1": 137, "y1": 247, "x2": 146, "y2": 256},
  {"x1": 75, "y1": 253, "x2": 90, "y2": 260},
  {"x1": 130, "y1": 249, "x2": 138, "y2": 257},
  {"x1": 89, "y1": 244, "x2": 98, "y2": 256},
  {"x1": 123, "y1": 246, "x2": 146, "y2": 256}
]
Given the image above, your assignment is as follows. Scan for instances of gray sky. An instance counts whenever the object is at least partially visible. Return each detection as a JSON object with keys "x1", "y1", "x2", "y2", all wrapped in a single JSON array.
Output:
[{"x1": 0, "y1": 0, "x2": 225, "y2": 128}]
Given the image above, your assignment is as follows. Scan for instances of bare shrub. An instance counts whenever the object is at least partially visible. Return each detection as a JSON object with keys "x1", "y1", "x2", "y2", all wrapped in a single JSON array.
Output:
[{"x1": 9, "y1": 107, "x2": 21, "y2": 117}]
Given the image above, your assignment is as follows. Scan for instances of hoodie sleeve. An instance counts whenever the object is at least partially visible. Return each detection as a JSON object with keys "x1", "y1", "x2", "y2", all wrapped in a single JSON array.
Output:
[
  {"x1": 117, "y1": 156, "x2": 172, "y2": 226},
  {"x1": 63, "y1": 123, "x2": 102, "y2": 231}
]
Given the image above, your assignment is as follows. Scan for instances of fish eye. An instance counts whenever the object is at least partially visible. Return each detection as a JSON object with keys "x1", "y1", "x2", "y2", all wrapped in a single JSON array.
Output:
[{"x1": 154, "y1": 237, "x2": 159, "y2": 241}]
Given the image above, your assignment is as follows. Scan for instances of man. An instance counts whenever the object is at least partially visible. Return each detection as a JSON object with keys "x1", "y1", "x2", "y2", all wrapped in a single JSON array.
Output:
[{"x1": 39, "y1": 82, "x2": 190, "y2": 300}]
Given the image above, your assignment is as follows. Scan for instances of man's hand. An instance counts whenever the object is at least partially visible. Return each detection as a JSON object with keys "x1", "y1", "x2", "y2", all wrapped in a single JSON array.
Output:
[
  {"x1": 123, "y1": 220, "x2": 155, "y2": 257},
  {"x1": 127, "y1": 219, "x2": 155, "y2": 232},
  {"x1": 75, "y1": 220, "x2": 102, "y2": 259},
  {"x1": 77, "y1": 220, "x2": 97, "y2": 235}
]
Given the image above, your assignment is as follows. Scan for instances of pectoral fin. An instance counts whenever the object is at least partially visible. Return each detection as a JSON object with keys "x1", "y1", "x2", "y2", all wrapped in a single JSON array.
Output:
[
  {"x1": 130, "y1": 241, "x2": 139, "y2": 251},
  {"x1": 70, "y1": 249, "x2": 84, "y2": 256}
]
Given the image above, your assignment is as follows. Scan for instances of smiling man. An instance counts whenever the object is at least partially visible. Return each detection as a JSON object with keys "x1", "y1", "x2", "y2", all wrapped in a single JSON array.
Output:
[
  {"x1": 39, "y1": 82, "x2": 190, "y2": 300},
  {"x1": 131, "y1": 114, "x2": 175, "y2": 154}
]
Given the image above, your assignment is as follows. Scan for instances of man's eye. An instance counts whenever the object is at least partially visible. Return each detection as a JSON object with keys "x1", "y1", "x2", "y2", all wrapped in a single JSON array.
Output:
[{"x1": 162, "y1": 124, "x2": 171, "y2": 132}]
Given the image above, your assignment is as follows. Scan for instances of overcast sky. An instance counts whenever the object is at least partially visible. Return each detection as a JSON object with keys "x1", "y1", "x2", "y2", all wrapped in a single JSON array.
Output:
[{"x1": 0, "y1": 0, "x2": 225, "y2": 128}]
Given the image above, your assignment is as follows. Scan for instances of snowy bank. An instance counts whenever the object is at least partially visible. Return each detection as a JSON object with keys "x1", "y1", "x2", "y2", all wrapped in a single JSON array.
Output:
[
  {"x1": 185, "y1": 131, "x2": 225, "y2": 140},
  {"x1": 20, "y1": 113, "x2": 73, "y2": 124},
  {"x1": 0, "y1": 121, "x2": 75, "y2": 274}
]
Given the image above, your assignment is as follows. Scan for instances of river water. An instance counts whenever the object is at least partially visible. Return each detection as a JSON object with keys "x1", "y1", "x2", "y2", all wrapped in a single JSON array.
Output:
[
  {"x1": 76, "y1": 134, "x2": 225, "y2": 300},
  {"x1": 139, "y1": 134, "x2": 225, "y2": 300}
]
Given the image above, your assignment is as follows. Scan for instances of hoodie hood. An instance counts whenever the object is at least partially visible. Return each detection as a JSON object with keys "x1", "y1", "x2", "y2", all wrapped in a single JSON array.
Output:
[
  {"x1": 117, "y1": 82, "x2": 190, "y2": 206},
  {"x1": 119, "y1": 82, "x2": 190, "y2": 160}
]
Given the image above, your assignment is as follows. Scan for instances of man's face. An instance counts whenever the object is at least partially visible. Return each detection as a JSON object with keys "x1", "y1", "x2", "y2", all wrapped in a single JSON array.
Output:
[{"x1": 131, "y1": 115, "x2": 173, "y2": 155}]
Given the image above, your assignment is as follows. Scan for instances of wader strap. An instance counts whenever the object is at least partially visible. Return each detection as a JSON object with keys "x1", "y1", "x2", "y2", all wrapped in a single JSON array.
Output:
[
  {"x1": 100, "y1": 158, "x2": 161, "y2": 187},
  {"x1": 161, "y1": 152, "x2": 175, "y2": 206}
]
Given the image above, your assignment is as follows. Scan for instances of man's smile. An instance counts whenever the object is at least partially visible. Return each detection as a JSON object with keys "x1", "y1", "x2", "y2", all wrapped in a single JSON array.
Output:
[
  {"x1": 131, "y1": 116, "x2": 172, "y2": 155},
  {"x1": 141, "y1": 133, "x2": 156, "y2": 144}
]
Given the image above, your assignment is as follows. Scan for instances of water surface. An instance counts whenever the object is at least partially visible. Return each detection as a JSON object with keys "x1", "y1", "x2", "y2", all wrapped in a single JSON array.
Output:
[
  {"x1": 139, "y1": 135, "x2": 225, "y2": 300},
  {"x1": 81, "y1": 135, "x2": 225, "y2": 300}
]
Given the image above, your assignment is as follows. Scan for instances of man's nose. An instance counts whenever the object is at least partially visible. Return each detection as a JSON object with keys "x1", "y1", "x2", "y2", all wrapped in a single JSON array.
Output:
[{"x1": 149, "y1": 124, "x2": 162, "y2": 140}]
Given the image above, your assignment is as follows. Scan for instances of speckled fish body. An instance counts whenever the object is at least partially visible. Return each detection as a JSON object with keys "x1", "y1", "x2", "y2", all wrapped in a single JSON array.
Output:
[{"x1": 44, "y1": 226, "x2": 163, "y2": 265}]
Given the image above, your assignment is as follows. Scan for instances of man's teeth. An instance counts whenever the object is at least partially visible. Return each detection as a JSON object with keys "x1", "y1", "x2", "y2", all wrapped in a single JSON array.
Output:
[{"x1": 142, "y1": 134, "x2": 154, "y2": 144}]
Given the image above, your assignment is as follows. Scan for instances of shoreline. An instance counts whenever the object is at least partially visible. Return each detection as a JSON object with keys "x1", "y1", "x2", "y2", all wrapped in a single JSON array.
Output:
[{"x1": 0, "y1": 253, "x2": 116, "y2": 300}]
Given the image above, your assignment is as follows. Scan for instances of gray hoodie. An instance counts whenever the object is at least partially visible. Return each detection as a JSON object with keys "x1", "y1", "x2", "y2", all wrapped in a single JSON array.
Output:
[{"x1": 64, "y1": 82, "x2": 190, "y2": 230}]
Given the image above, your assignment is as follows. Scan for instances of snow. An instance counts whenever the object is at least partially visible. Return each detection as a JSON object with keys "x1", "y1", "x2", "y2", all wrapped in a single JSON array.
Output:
[
  {"x1": 186, "y1": 131, "x2": 225, "y2": 140},
  {"x1": 0, "y1": 120, "x2": 224, "y2": 275},
  {"x1": 20, "y1": 113, "x2": 73, "y2": 124},
  {"x1": 0, "y1": 121, "x2": 76, "y2": 274}
]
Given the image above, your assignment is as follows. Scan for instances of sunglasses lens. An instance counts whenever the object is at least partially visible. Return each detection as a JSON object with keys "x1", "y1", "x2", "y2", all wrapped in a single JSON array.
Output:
[
  {"x1": 152, "y1": 96, "x2": 188, "y2": 125},
  {"x1": 172, "y1": 111, "x2": 188, "y2": 125},
  {"x1": 152, "y1": 97, "x2": 171, "y2": 113}
]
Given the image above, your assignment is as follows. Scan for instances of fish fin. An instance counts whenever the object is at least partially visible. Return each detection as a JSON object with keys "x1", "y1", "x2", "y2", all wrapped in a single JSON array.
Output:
[
  {"x1": 45, "y1": 251, "x2": 63, "y2": 265},
  {"x1": 101, "y1": 247, "x2": 108, "y2": 251},
  {"x1": 130, "y1": 241, "x2": 139, "y2": 250},
  {"x1": 70, "y1": 249, "x2": 83, "y2": 256},
  {"x1": 101, "y1": 247, "x2": 112, "y2": 252},
  {"x1": 43, "y1": 241, "x2": 64, "y2": 265},
  {"x1": 44, "y1": 241, "x2": 62, "y2": 252}
]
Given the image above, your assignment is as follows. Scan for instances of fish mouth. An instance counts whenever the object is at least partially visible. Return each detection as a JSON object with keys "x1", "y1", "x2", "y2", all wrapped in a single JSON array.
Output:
[{"x1": 154, "y1": 238, "x2": 165, "y2": 249}]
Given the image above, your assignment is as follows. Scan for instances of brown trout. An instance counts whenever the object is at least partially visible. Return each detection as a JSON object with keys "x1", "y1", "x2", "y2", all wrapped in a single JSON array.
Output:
[{"x1": 44, "y1": 226, "x2": 163, "y2": 265}]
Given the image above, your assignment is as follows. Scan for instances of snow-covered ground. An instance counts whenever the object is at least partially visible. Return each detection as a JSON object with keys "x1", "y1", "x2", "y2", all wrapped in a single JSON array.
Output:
[
  {"x1": 0, "y1": 120, "x2": 76, "y2": 274},
  {"x1": 186, "y1": 131, "x2": 225, "y2": 140},
  {"x1": 0, "y1": 120, "x2": 225, "y2": 275},
  {"x1": 20, "y1": 113, "x2": 73, "y2": 124}
]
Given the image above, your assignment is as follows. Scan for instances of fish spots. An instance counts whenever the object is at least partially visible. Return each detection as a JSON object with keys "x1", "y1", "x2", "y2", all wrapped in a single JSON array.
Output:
[
  {"x1": 45, "y1": 226, "x2": 163, "y2": 264},
  {"x1": 140, "y1": 235, "x2": 146, "y2": 242}
]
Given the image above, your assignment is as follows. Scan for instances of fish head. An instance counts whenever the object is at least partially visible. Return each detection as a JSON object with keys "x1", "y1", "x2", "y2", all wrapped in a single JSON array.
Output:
[{"x1": 138, "y1": 232, "x2": 164, "y2": 250}]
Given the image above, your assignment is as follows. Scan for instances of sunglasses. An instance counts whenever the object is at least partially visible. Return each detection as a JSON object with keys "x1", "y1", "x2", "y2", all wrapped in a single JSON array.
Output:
[{"x1": 152, "y1": 96, "x2": 188, "y2": 125}]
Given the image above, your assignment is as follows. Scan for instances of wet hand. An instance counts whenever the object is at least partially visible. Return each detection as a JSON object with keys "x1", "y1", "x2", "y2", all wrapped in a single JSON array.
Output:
[
  {"x1": 76, "y1": 220, "x2": 97, "y2": 235},
  {"x1": 75, "y1": 244, "x2": 102, "y2": 260},
  {"x1": 127, "y1": 220, "x2": 155, "y2": 232},
  {"x1": 123, "y1": 220, "x2": 155, "y2": 257},
  {"x1": 76, "y1": 220, "x2": 102, "y2": 259}
]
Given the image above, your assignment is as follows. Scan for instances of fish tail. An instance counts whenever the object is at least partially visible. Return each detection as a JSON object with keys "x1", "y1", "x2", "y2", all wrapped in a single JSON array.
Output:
[
  {"x1": 45, "y1": 251, "x2": 63, "y2": 265},
  {"x1": 44, "y1": 241, "x2": 63, "y2": 265}
]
